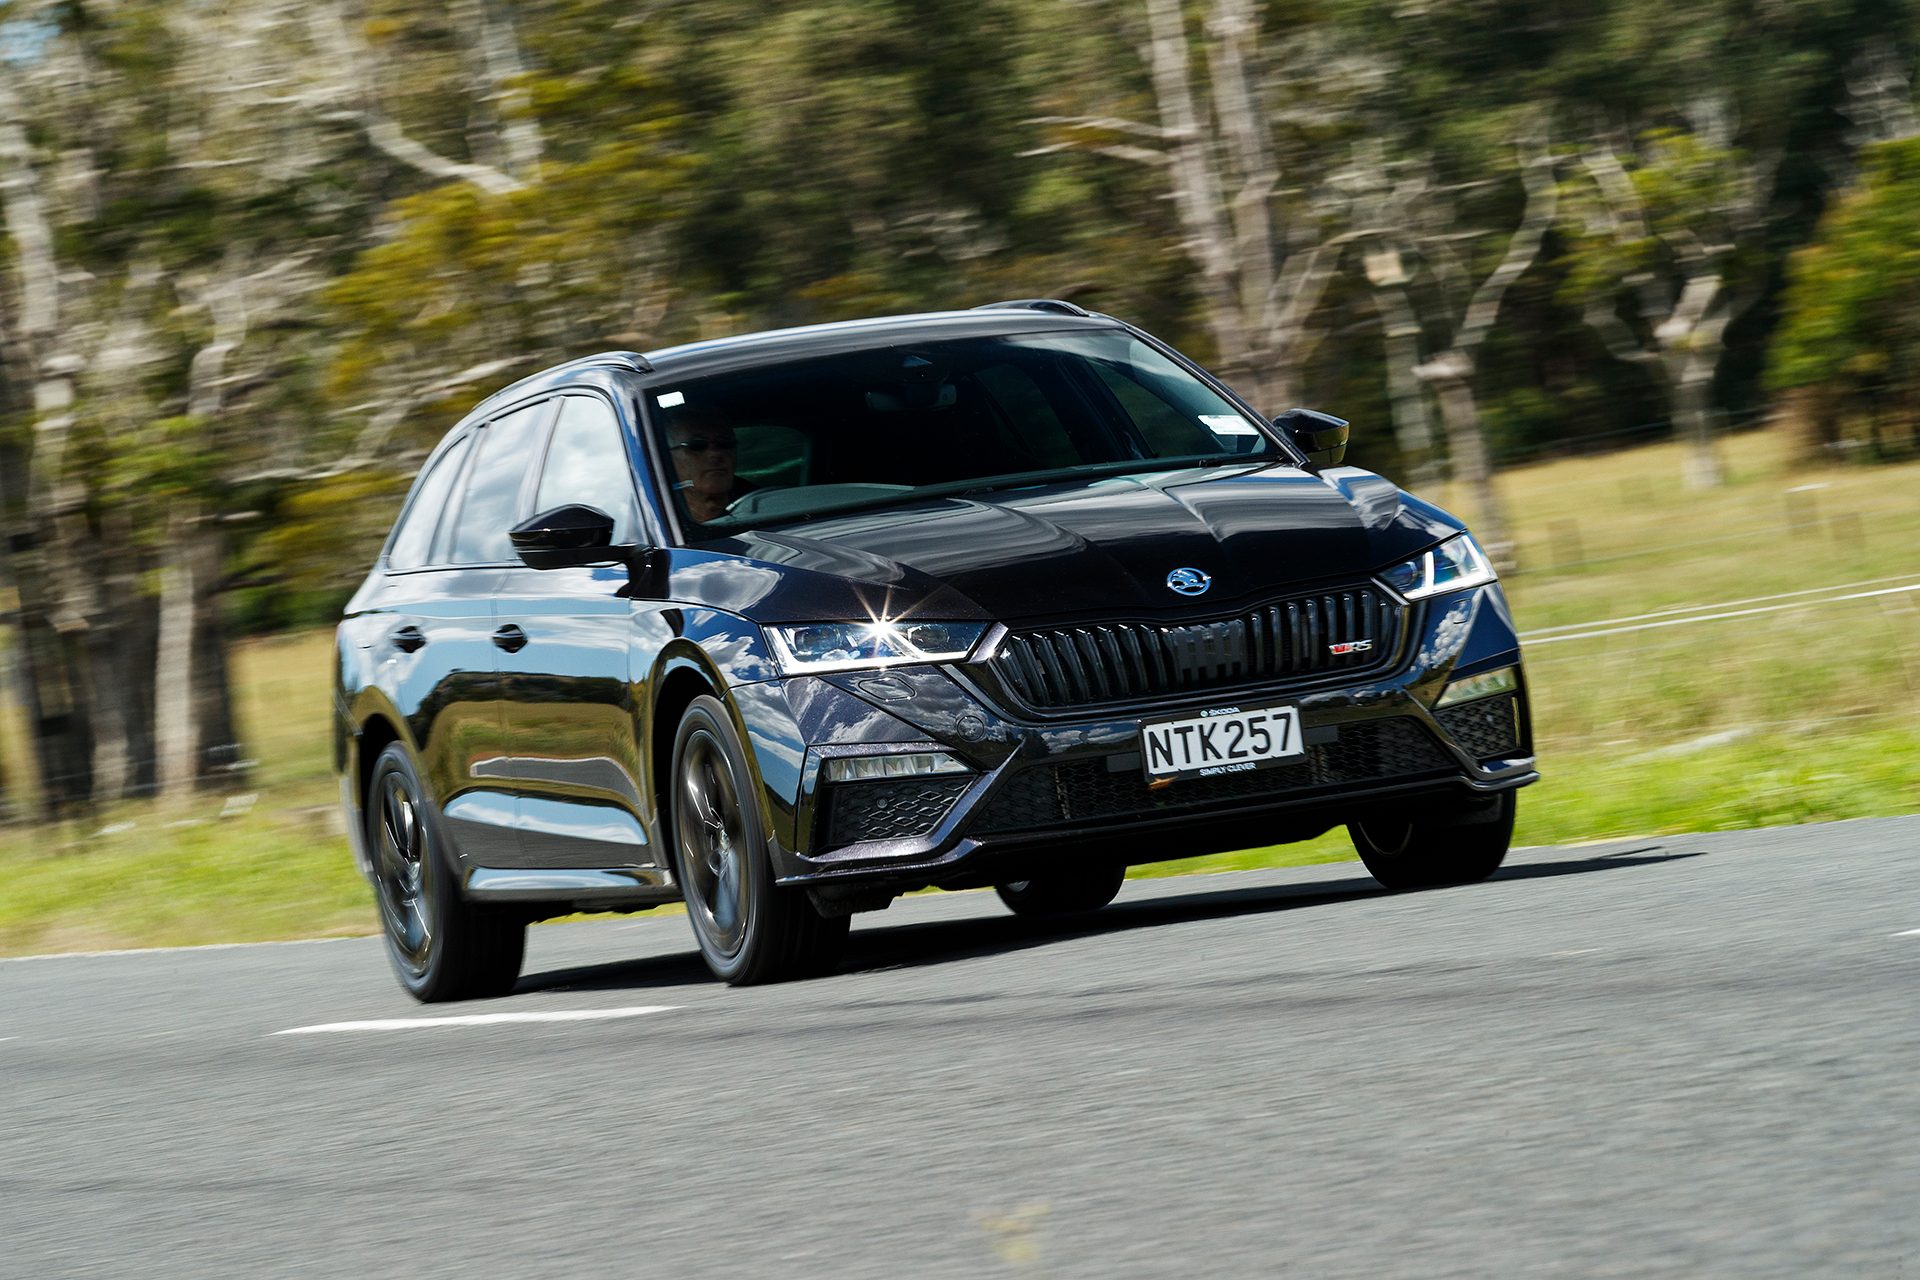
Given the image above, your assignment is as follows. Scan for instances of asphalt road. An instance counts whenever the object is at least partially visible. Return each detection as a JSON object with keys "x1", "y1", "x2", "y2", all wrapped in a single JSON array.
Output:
[{"x1": 4, "y1": 817, "x2": 1917, "y2": 1279}]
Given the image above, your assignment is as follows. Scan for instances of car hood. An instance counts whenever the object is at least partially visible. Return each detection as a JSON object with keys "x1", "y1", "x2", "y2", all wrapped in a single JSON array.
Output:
[{"x1": 669, "y1": 463, "x2": 1463, "y2": 625}]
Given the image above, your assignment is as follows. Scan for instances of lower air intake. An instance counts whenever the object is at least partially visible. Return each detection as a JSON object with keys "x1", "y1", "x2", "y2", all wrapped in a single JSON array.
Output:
[
  {"x1": 1434, "y1": 693, "x2": 1523, "y2": 761},
  {"x1": 821, "y1": 776, "x2": 971, "y2": 846}
]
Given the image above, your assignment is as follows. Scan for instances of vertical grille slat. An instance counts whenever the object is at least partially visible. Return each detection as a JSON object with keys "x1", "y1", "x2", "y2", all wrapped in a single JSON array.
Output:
[
  {"x1": 1093, "y1": 628, "x2": 1135, "y2": 699},
  {"x1": 1115, "y1": 626, "x2": 1153, "y2": 694},
  {"x1": 1071, "y1": 629, "x2": 1112, "y2": 701},
  {"x1": 996, "y1": 584, "x2": 1407, "y2": 711},
  {"x1": 1008, "y1": 644, "x2": 1047, "y2": 701},
  {"x1": 1032, "y1": 634, "x2": 1074, "y2": 705}
]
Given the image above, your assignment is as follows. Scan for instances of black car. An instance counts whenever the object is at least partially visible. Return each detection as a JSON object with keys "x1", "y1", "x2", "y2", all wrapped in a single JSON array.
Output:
[{"x1": 333, "y1": 301, "x2": 1535, "y2": 999}]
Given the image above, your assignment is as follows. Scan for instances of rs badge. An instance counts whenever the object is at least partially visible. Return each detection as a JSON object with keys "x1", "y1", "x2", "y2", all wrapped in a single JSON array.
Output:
[{"x1": 1328, "y1": 640, "x2": 1373, "y2": 656}]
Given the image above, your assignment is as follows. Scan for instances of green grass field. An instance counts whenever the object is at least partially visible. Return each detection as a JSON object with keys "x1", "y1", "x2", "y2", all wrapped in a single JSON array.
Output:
[{"x1": 4, "y1": 425, "x2": 1918, "y2": 954}]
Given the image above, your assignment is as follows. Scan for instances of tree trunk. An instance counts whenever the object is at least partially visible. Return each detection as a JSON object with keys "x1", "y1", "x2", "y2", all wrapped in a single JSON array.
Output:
[
  {"x1": 80, "y1": 581, "x2": 160, "y2": 801},
  {"x1": 155, "y1": 514, "x2": 245, "y2": 796},
  {"x1": 1142, "y1": 0, "x2": 1255, "y2": 391},
  {"x1": 7, "y1": 584, "x2": 94, "y2": 817},
  {"x1": 0, "y1": 478, "x2": 94, "y2": 817},
  {"x1": 1375, "y1": 283, "x2": 1440, "y2": 489},
  {"x1": 0, "y1": 715, "x2": 12, "y2": 824},
  {"x1": 189, "y1": 522, "x2": 244, "y2": 792},
  {"x1": 1423, "y1": 356, "x2": 1515, "y2": 570},
  {"x1": 154, "y1": 513, "x2": 198, "y2": 797},
  {"x1": 1669, "y1": 355, "x2": 1724, "y2": 489}
]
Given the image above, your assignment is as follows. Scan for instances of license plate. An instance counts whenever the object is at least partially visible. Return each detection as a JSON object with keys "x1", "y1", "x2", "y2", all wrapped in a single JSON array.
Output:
[{"x1": 1140, "y1": 704, "x2": 1303, "y2": 781}]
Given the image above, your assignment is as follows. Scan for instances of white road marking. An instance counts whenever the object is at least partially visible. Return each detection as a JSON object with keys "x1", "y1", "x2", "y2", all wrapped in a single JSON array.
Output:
[
  {"x1": 274, "y1": 1006, "x2": 678, "y2": 1035},
  {"x1": 1895, "y1": 928, "x2": 1920, "y2": 938},
  {"x1": 0, "y1": 936, "x2": 370, "y2": 964}
]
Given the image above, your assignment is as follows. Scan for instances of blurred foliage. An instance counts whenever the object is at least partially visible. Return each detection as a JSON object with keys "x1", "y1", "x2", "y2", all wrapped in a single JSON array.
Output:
[
  {"x1": 1770, "y1": 135, "x2": 1920, "y2": 459},
  {"x1": 0, "y1": 0, "x2": 1916, "y2": 641}
]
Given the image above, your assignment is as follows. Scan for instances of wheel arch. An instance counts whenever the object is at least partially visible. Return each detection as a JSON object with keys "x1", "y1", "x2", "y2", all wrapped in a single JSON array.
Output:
[
  {"x1": 355, "y1": 712, "x2": 406, "y2": 818},
  {"x1": 645, "y1": 646, "x2": 778, "y2": 859}
]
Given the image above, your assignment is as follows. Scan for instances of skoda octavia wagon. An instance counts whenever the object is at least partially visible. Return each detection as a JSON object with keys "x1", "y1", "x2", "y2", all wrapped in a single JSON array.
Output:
[{"x1": 333, "y1": 301, "x2": 1536, "y2": 999}]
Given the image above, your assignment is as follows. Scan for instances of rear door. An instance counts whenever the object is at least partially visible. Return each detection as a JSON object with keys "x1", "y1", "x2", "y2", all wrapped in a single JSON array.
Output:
[
  {"x1": 360, "y1": 432, "x2": 487, "y2": 825},
  {"x1": 491, "y1": 392, "x2": 663, "y2": 872},
  {"x1": 423, "y1": 398, "x2": 556, "y2": 870}
]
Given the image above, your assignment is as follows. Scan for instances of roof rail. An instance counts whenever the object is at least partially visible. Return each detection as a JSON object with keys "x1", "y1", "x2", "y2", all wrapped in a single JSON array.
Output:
[
  {"x1": 972, "y1": 298, "x2": 1092, "y2": 317},
  {"x1": 467, "y1": 350, "x2": 655, "y2": 416},
  {"x1": 575, "y1": 351, "x2": 655, "y2": 375}
]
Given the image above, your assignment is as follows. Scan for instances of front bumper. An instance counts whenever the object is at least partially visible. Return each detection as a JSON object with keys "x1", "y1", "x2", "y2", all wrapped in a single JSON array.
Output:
[{"x1": 740, "y1": 583, "x2": 1535, "y2": 891}]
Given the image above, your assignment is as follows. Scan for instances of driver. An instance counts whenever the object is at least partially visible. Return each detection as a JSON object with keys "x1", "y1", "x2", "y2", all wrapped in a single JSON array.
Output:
[{"x1": 664, "y1": 409, "x2": 750, "y2": 525}]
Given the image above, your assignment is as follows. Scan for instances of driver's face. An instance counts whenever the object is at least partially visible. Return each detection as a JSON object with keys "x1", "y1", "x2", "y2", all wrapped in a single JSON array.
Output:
[{"x1": 666, "y1": 421, "x2": 738, "y2": 498}]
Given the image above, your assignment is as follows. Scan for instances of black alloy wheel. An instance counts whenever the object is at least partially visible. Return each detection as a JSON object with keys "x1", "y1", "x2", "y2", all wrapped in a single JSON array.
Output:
[
  {"x1": 670, "y1": 696, "x2": 849, "y2": 984},
  {"x1": 995, "y1": 863, "x2": 1128, "y2": 917},
  {"x1": 367, "y1": 742, "x2": 526, "y2": 1002},
  {"x1": 1348, "y1": 790, "x2": 1516, "y2": 891}
]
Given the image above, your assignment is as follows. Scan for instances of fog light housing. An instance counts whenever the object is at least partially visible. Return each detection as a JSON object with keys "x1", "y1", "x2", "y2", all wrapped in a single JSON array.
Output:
[
  {"x1": 821, "y1": 751, "x2": 970, "y2": 783},
  {"x1": 1435, "y1": 665, "x2": 1518, "y2": 709}
]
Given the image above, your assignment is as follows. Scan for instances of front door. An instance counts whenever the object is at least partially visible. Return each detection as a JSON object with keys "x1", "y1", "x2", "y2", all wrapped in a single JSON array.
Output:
[{"x1": 491, "y1": 393, "x2": 660, "y2": 872}]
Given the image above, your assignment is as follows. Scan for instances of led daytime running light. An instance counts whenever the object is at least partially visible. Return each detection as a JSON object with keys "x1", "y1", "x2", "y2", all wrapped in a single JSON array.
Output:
[
  {"x1": 1380, "y1": 534, "x2": 1497, "y2": 601},
  {"x1": 767, "y1": 619, "x2": 987, "y2": 675}
]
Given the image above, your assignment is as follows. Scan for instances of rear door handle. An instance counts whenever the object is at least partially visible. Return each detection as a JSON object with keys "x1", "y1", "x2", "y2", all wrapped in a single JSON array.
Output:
[
  {"x1": 492, "y1": 624, "x2": 528, "y2": 654},
  {"x1": 391, "y1": 625, "x2": 427, "y2": 653}
]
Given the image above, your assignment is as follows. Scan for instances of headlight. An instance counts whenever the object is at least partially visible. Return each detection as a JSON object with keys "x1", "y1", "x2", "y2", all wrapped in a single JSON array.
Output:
[
  {"x1": 766, "y1": 620, "x2": 988, "y2": 675},
  {"x1": 1379, "y1": 534, "x2": 1496, "y2": 600}
]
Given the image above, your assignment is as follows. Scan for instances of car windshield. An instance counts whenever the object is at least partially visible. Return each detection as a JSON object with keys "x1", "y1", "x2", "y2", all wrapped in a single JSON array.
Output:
[{"x1": 646, "y1": 329, "x2": 1286, "y2": 535}]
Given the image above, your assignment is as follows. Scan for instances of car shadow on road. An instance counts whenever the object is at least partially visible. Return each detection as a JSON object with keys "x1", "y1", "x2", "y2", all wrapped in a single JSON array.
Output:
[
  {"x1": 515, "y1": 845, "x2": 1704, "y2": 993},
  {"x1": 516, "y1": 948, "x2": 716, "y2": 996},
  {"x1": 839, "y1": 845, "x2": 1705, "y2": 976}
]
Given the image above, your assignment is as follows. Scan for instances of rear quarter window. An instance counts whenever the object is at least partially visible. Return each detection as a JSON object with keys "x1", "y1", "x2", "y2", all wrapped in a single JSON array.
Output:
[{"x1": 387, "y1": 435, "x2": 473, "y2": 570}]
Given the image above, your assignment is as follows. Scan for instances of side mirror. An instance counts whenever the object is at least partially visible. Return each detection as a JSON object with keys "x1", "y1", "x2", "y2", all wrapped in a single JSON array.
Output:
[
  {"x1": 510, "y1": 505, "x2": 634, "y2": 570},
  {"x1": 1274, "y1": 408, "x2": 1350, "y2": 468}
]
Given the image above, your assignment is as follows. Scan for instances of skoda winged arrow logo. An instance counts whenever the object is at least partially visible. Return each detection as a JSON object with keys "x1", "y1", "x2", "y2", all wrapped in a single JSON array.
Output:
[{"x1": 1166, "y1": 567, "x2": 1212, "y2": 596}]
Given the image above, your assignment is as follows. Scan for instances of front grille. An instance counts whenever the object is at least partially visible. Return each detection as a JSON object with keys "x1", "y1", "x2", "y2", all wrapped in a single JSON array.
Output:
[
  {"x1": 1435, "y1": 693, "x2": 1522, "y2": 761},
  {"x1": 821, "y1": 776, "x2": 971, "y2": 846},
  {"x1": 994, "y1": 586, "x2": 1403, "y2": 710},
  {"x1": 974, "y1": 717, "x2": 1453, "y2": 833}
]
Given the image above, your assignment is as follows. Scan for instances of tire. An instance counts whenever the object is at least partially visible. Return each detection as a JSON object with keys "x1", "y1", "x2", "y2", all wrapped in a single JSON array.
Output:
[
  {"x1": 1348, "y1": 790, "x2": 1516, "y2": 891},
  {"x1": 671, "y1": 696, "x2": 849, "y2": 985},
  {"x1": 995, "y1": 864, "x2": 1127, "y2": 917},
  {"x1": 366, "y1": 743, "x2": 526, "y2": 1002}
]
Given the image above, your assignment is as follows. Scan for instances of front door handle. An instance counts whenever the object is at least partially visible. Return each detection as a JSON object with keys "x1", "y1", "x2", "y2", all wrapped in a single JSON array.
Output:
[
  {"x1": 492, "y1": 624, "x2": 529, "y2": 654},
  {"x1": 391, "y1": 625, "x2": 427, "y2": 653}
]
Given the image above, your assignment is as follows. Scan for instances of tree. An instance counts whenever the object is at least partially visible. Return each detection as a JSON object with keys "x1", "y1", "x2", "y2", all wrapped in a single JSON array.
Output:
[
  {"x1": 1030, "y1": 0, "x2": 1389, "y2": 413},
  {"x1": 1349, "y1": 137, "x2": 1560, "y2": 561},
  {"x1": 1770, "y1": 133, "x2": 1920, "y2": 458},
  {"x1": 1560, "y1": 120, "x2": 1773, "y2": 488},
  {"x1": 0, "y1": 14, "x2": 101, "y2": 817}
]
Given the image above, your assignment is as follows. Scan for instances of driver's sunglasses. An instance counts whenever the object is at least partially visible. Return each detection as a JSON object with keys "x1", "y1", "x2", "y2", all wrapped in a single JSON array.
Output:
[{"x1": 669, "y1": 437, "x2": 736, "y2": 454}]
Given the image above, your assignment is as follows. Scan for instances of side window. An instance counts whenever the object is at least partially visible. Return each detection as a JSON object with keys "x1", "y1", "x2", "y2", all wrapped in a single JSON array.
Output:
[
  {"x1": 534, "y1": 395, "x2": 641, "y2": 543},
  {"x1": 387, "y1": 434, "x2": 473, "y2": 570},
  {"x1": 447, "y1": 401, "x2": 550, "y2": 564}
]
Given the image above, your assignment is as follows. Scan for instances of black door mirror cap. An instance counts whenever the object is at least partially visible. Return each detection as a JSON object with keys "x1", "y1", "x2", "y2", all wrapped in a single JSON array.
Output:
[
  {"x1": 510, "y1": 504, "x2": 633, "y2": 570},
  {"x1": 1273, "y1": 407, "x2": 1350, "y2": 468}
]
